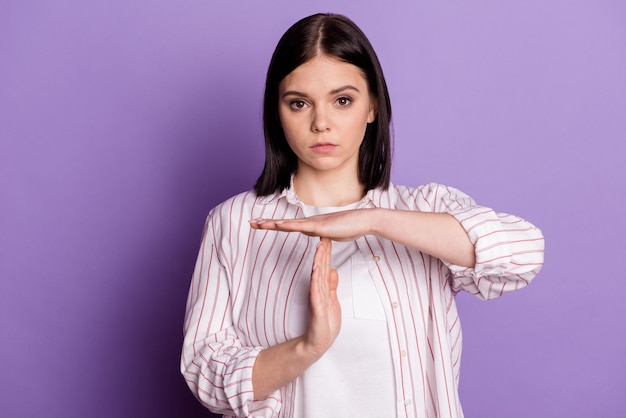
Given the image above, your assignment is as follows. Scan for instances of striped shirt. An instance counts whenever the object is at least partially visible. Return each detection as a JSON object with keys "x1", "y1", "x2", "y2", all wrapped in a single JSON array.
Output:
[{"x1": 181, "y1": 182, "x2": 544, "y2": 418}]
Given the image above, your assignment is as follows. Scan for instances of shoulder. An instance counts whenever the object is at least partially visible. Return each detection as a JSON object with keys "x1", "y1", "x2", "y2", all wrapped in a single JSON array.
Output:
[
  {"x1": 205, "y1": 188, "x2": 288, "y2": 229},
  {"x1": 202, "y1": 190, "x2": 260, "y2": 235},
  {"x1": 210, "y1": 190, "x2": 261, "y2": 216}
]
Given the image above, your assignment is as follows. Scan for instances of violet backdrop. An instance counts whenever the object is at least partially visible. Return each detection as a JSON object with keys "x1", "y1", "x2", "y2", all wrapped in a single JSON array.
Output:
[{"x1": 1, "y1": 1, "x2": 625, "y2": 417}]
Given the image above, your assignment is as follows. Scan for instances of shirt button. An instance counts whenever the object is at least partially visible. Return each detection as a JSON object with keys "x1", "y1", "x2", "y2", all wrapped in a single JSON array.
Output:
[
  {"x1": 401, "y1": 350, "x2": 407, "y2": 357},
  {"x1": 372, "y1": 255, "x2": 381, "y2": 262},
  {"x1": 404, "y1": 399, "x2": 412, "y2": 406},
  {"x1": 392, "y1": 302, "x2": 399, "y2": 309}
]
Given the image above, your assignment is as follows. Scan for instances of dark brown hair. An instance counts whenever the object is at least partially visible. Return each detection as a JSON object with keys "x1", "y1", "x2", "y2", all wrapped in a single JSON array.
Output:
[{"x1": 254, "y1": 13, "x2": 392, "y2": 196}]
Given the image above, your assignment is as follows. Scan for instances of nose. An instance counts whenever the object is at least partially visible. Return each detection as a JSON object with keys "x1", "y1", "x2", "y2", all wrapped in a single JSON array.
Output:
[{"x1": 311, "y1": 107, "x2": 330, "y2": 132}]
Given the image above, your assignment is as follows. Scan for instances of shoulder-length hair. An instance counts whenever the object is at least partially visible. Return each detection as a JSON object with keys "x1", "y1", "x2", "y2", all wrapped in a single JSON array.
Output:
[{"x1": 254, "y1": 13, "x2": 393, "y2": 196}]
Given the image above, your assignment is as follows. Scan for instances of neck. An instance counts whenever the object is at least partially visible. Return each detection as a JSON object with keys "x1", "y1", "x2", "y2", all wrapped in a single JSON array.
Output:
[{"x1": 293, "y1": 169, "x2": 364, "y2": 207}]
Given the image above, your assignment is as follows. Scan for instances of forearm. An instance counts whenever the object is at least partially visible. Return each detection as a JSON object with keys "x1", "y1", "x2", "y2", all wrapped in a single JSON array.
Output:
[
  {"x1": 252, "y1": 336, "x2": 320, "y2": 400},
  {"x1": 370, "y1": 209, "x2": 476, "y2": 268}
]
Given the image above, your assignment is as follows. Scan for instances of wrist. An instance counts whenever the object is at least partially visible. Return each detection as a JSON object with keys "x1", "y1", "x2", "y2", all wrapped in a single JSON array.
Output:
[
  {"x1": 295, "y1": 336, "x2": 325, "y2": 365},
  {"x1": 368, "y1": 208, "x2": 386, "y2": 236}
]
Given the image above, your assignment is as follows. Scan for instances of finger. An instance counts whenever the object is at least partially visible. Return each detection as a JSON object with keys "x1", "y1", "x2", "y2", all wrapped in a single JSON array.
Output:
[
  {"x1": 319, "y1": 238, "x2": 330, "y2": 277},
  {"x1": 318, "y1": 238, "x2": 330, "y2": 295},
  {"x1": 323, "y1": 237, "x2": 333, "y2": 262},
  {"x1": 310, "y1": 263, "x2": 320, "y2": 303},
  {"x1": 249, "y1": 219, "x2": 285, "y2": 230},
  {"x1": 312, "y1": 238, "x2": 324, "y2": 273},
  {"x1": 310, "y1": 240, "x2": 327, "y2": 312},
  {"x1": 250, "y1": 218, "x2": 319, "y2": 234},
  {"x1": 320, "y1": 238, "x2": 334, "y2": 296}
]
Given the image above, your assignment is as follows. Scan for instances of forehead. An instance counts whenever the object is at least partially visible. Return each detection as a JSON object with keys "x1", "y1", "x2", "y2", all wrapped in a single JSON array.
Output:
[{"x1": 279, "y1": 54, "x2": 368, "y2": 93}]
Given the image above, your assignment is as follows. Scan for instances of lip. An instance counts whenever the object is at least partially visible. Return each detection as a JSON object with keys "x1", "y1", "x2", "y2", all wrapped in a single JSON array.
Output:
[{"x1": 310, "y1": 142, "x2": 337, "y2": 154}]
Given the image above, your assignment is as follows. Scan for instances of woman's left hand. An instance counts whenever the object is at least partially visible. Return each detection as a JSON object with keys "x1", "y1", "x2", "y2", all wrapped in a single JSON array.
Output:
[
  {"x1": 251, "y1": 206, "x2": 476, "y2": 267},
  {"x1": 249, "y1": 209, "x2": 377, "y2": 241}
]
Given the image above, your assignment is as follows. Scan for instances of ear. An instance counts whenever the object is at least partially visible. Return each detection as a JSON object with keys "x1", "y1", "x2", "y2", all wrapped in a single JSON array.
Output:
[{"x1": 367, "y1": 98, "x2": 378, "y2": 123}]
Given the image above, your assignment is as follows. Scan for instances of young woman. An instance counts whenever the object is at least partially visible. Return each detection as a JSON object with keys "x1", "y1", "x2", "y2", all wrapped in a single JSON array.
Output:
[{"x1": 181, "y1": 13, "x2": 544, "y2": 418}]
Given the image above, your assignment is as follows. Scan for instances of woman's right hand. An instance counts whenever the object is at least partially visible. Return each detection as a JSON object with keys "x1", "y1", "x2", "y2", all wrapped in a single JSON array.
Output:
[{"x1": 302, "y1": 237, "x2": 342, "y2": 357}]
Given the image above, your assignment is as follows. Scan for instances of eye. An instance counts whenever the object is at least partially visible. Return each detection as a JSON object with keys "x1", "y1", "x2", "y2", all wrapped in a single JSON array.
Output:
[
  {"x1": 289, "y1": 99, "x2": 308, "y2": 110},
  {"x1": 335, "y1": 96, "x2": 352, "y2": 107}
]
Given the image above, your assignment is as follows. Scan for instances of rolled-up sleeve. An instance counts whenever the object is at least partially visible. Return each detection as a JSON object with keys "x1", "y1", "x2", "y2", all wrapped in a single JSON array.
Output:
[
  {"x1": 425, "y1": 184, "x2": 545, "y2": 300},
  {"x1": 181, "y1": 214, "x2": 282, "y2": 417}
]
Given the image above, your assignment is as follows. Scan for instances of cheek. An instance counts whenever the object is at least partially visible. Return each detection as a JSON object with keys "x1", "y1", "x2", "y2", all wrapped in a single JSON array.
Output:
[
  {"x1": 342, "y1": 112, "x2": 370, "y2": 139},
  {"x1": 279, "y1": 119, "x2": 303, "y2": 152},
  {"x1": 280, "y1": 114, "x2": 310, "y2": 146},
  {"x1": 278, "y1": 108, "x2": 297, "y2": 132},
  {"x1": 280, "y1": 120, "x2": 299, "y2": 145}
]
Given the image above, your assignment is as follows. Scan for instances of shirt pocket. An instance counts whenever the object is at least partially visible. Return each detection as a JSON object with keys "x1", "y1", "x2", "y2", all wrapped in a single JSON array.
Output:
[{"x1": 351, "y1": 259, "x2": 386, "y2": 321}]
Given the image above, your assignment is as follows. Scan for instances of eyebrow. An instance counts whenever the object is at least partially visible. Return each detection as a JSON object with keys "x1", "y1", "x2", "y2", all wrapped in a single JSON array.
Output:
[{"x1": 281, "y1": 85, "x2": 361, "y2": 99}]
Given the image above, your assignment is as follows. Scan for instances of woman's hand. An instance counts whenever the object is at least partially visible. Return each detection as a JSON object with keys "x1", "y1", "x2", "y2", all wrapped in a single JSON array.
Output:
[
  {"x1": 251, "y1": 208, "x2": 476, "y2": 267},
  {"x1": 303, "y1": 237, "x2": 341, "y2": 356},
  {"x1": 249, "y1": 209, "x2": 377, "y2": 241}
]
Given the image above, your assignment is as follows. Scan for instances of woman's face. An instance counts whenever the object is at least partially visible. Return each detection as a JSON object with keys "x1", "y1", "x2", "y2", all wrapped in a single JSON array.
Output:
[{"x1": 278, "y1": 54, "x2": 377, "y2": 179}]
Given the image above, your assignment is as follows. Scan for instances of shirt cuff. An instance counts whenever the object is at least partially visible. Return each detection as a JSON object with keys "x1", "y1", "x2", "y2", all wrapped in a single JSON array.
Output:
[{"x1": 447, "y1": 205, "x2": 513, "y2": 276}]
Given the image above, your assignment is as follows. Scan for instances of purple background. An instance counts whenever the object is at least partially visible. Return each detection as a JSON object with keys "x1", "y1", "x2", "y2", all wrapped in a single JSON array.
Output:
[{"x1": 1, "y1": 1, "x2": 625, "y2": 417}]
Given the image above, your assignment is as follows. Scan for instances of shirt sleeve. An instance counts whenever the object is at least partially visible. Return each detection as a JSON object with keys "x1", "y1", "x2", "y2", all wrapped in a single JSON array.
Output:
[
  {"x1": 425, "y1": 183, "x2": 545, "y2": 300},
  {"x1": 180, "y1": 213, "x2": 282, "y2": 417}
]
